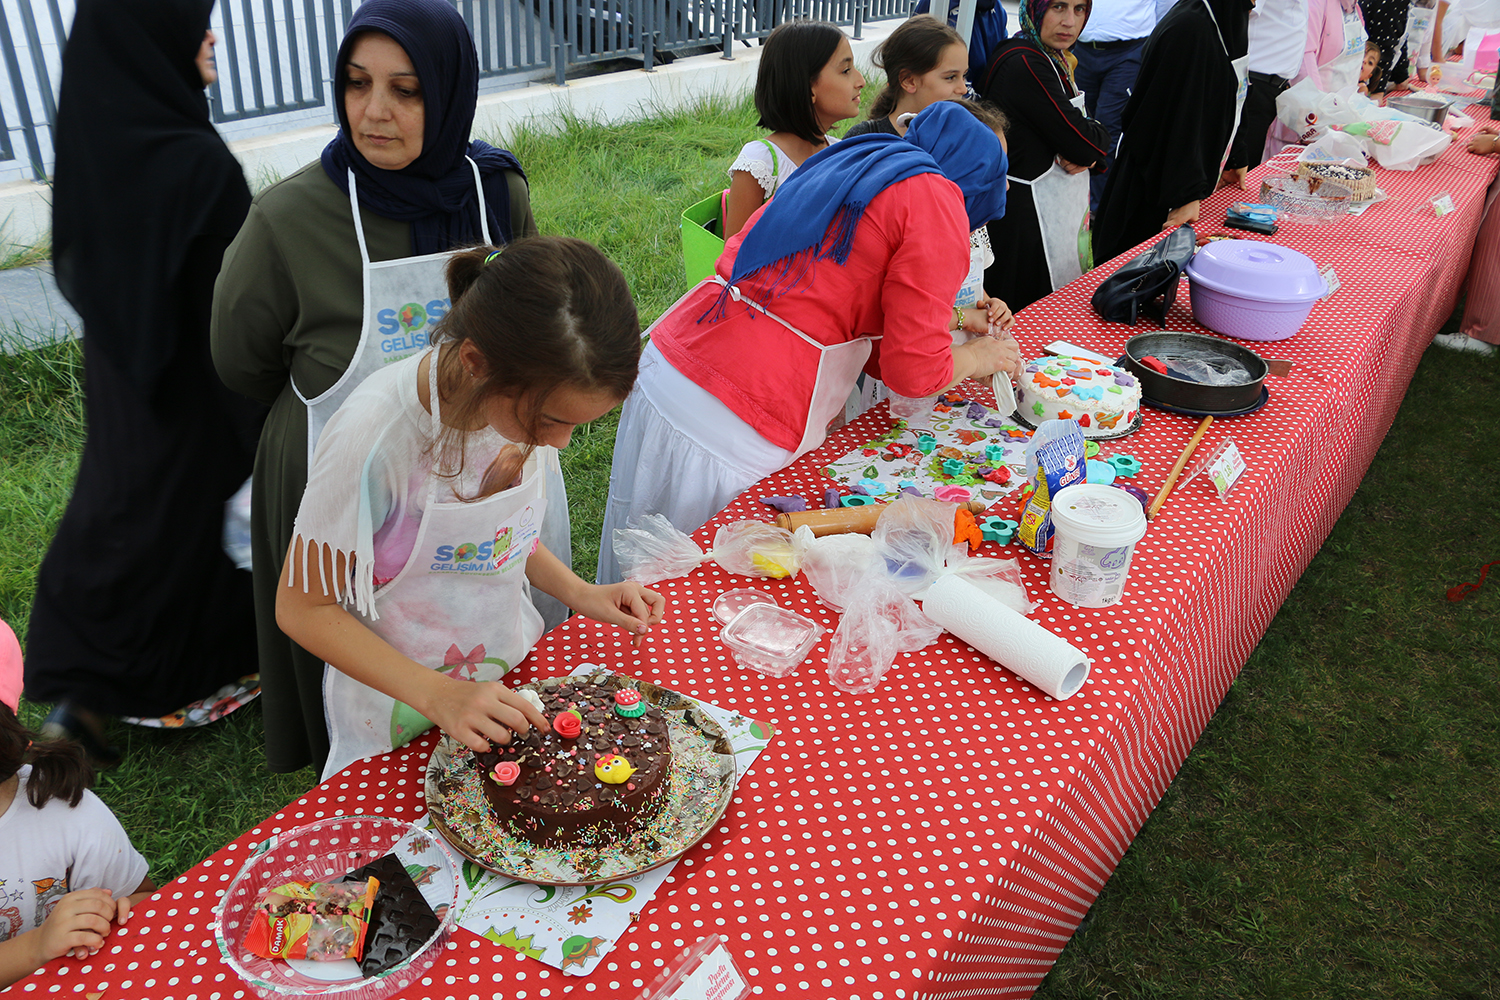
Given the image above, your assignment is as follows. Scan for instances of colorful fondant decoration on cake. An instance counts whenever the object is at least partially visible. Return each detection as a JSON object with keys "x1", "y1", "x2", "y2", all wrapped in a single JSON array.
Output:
[
  {"x1": 552, "y1": 710, "x2": 583, "y2": 739},
  {"x1": 820, "y1": 393, "x2": 1033, "y2": 508},
  {"x1": 613, "y1": 689, "x2": 647, "y2": 718},
  {"x1": 491, "y1": 761, "x2": 521, "y2": 785},
  {"x1": 1016, "y1": 356, "x2": 1141, "y2": 439},
  {"x1": 594, "y1": 754, "x2": 636, "y2": 784}
]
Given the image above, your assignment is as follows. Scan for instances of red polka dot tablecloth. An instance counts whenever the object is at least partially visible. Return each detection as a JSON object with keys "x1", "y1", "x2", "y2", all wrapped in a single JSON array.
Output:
[{"x1": 13, "y1": 121, "x2": 1498, "y2": 1000}]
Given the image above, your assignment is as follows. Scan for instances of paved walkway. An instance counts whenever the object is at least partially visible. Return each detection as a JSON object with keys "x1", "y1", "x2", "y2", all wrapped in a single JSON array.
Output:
[{"x1": 0, "y1": 263, "x2": 80, "y2": 354}]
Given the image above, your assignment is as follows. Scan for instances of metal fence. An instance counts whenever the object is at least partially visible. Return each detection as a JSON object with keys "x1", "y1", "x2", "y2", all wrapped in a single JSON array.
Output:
[{"x1": 0, "y1": 0, "x2": 912, "y2": 184}]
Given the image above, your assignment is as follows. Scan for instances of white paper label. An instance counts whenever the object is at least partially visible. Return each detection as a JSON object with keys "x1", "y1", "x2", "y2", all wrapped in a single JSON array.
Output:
[
  {"x1": 663, "y1": 942, "x2": 748, "y2": 1000},
  {"x1": 1431, "y1": 193, "x2": 1456, "y2": 217},
  {"x1": 1206, "y1": 441, "x2": 1247, "y2": 499},
  {"x1": 1319, "y1": 266, "x2": 1340, "y2": 299}
]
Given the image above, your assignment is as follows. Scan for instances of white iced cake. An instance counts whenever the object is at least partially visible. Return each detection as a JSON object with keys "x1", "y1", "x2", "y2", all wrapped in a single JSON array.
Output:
[{"x1": 1017, "y1": 356, "x2": 1142, "y2": 437}]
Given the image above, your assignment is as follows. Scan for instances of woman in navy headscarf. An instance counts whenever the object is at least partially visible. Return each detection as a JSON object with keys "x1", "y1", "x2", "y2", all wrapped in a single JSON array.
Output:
[
  {"x1": 596, "y1": 101, "x2": 1021, "y2": 584},
  {"x1": 211, "y1": 0, "x2": 541, "y2": 775}
]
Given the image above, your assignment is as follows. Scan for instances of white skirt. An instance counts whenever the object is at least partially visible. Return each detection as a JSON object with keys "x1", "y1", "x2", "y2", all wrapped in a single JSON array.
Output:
[{"x1": 596, "y1": 342, "x2": 793, "y2": 585}]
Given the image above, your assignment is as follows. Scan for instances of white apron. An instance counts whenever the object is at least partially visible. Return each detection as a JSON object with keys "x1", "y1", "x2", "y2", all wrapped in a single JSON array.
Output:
[
  {"x1": 1322, "y1": 3, "x2": 1368, "y2": 92},
  {"x1": 1007, "y1": 88, "x2": 1093, "y2": 291},
  {"x1": 321, "y1": 347, "x2": 549, "y2": 780},
  {"x1": 300, "y1": 162, "x2": 572, "y2": 630},
  {"x1": 1203, "y1": 0, "x2": 1252, "y2": 175},
  {"x1": 709, "y1": 276, "x2": 877, "y2": 462}
]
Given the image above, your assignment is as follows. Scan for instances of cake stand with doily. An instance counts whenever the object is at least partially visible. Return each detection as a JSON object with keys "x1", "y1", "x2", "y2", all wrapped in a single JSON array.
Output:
[{"x1": 424, "y1": 671, "x2": 736, "y2": 886}]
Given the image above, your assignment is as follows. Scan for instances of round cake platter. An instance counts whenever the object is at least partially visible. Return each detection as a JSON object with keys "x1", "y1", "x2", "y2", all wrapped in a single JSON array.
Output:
[
  {"x1": 1011, "y1": 408, "x2": 1144, "y2": 441},
  {"x1": 424, "y1": 670, "x2": 736, "y2": 887}
]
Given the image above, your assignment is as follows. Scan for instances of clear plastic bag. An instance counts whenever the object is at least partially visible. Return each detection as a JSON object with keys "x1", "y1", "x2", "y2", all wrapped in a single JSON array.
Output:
[
  {"x1": 1162, "y1": 354, "x2": 1255, "y2": 385},
  {"x1": 869, "y1": 496, "x2": 968, "y2": 596},
  {"x1": 612, "y1": 516, "x2": 802, "y2": 584},
  {"x1": 825, "y1": 580, "x2": 942, "y2": 695},
  {"x1": 613, "y1": 514, "x2": 710, "y2": 584},
  {"x1": 795, "y1": 527, "x2": 882, "y2": 612}
]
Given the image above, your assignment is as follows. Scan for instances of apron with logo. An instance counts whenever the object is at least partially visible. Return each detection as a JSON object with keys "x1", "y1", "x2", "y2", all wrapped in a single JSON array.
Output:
[
  {"x1": 321, "y1": 346, "x2": 549, "y2": 780},
  {"x1": 1007, "y1": 85, "x2": 1094, "y2": 292},
  {"x1": 709, "y1": 276, "x2": 877, "y2": 462},
  {"x1": 1323, "y1": 2, "x2": 1368, "y2": 92},
  {"x1": 1203, "y1": 0, "x2": 1252, "y2": 176},
  {"x1": 298, "y1": 161, "x2": 572, "y2": 630}
]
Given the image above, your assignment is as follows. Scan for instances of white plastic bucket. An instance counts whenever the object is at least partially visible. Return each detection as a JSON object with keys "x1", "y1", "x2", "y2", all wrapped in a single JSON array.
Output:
[{"x1": 1048, "y1": 484, "x2": 1148, "y2": 608}]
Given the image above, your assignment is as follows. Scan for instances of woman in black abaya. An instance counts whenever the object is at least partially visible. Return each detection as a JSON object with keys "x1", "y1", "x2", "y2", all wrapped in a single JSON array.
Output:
[
  {"x1": 1091, "y1": 0, "x2": 1253, "y2": 264},
  {"x1": 26, "y1": 0, "x2": 262, "y2": 763}
]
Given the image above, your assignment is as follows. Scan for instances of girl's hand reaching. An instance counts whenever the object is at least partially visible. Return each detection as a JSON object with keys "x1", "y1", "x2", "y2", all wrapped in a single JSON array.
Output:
[
  {"x1": 427, "y1": 678, "x2": 551, "y2": 754},
  {"x1": 571, "y1": 582, "x2": 666, "y2": 648}
]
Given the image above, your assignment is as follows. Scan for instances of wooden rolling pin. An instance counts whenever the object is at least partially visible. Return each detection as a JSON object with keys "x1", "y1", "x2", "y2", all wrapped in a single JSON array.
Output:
[{"x1": 774, "y1": 500, "x2": 987, "y2": 537}]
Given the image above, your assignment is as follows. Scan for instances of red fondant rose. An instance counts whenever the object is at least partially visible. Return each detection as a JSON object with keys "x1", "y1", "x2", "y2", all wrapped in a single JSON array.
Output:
[
  {"x1": 490, "y1": 761, "x2": 521, "y2": 785},
  {"x1": 553, "y1": 711, "x2": 582, "y2": 739}
]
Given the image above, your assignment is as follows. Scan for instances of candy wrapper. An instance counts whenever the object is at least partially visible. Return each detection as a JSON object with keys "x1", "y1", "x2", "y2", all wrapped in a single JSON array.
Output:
[
  {"x1": 1016, "y1": 419, "x2": 1086, "y2": 558},
  {"x1": 243, "y1": 877, "x2": 379, "y2": 962}
]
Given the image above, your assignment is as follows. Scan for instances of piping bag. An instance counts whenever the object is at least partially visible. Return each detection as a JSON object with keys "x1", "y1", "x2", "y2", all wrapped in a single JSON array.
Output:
[{"x1": 990, "y1": 319, "x2": 1019, "y2": 417}]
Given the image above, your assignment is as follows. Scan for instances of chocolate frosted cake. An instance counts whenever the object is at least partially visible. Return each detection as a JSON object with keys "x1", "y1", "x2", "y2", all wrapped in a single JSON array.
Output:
[
  {"x1": 471, "y1": 681, "x2": 673, "y2": 849},
  {"x1": 1296, "y1": 161, "x2": 1377, "y2": 201}
]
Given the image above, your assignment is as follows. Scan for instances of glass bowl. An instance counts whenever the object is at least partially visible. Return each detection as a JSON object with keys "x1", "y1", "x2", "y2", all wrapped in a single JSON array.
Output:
[
  {"x1": 1259, "y1": 175, "x2": 1352, "y2": 224},
  {"x1": 214, "y1": 815, "x2": 458, "y2": 999}
]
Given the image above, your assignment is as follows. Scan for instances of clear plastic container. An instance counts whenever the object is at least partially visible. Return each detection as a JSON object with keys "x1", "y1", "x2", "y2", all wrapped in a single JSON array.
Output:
[
  {"x1": 215, "y1": 815, "x2": 457, "y2": 1000},
  {"x1": 712, "y1": 588, "x2": 779, "y2": 626},
  {"x1": 720, "y1": 602, "x2": 825, "y2": 677}
]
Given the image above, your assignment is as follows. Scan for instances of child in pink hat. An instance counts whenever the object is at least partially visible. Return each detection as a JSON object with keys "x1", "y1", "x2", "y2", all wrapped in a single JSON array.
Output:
[{"x1": 0, "y1": 620, "x2": 154, "y2": 987}]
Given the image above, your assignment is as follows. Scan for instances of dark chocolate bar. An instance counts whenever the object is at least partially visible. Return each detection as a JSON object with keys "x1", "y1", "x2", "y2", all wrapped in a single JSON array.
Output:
[{"x1": 343, "y1": 853, "x2": 442, "y2": 976}]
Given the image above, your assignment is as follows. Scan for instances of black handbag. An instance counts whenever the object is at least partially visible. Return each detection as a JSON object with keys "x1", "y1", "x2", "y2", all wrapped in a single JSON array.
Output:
[{"x1": 1090, "y1": 224, "x2": 1197, "y2": 327}]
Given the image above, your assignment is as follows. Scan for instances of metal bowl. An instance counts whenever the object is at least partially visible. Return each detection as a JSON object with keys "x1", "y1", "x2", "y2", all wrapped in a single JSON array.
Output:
[
  {"x1": 1118, "y1": 331, "x2": 1268, "y2": 414},
  {"x1": 1387, "y1": 93, "x2": 1451, "y2": 126}
]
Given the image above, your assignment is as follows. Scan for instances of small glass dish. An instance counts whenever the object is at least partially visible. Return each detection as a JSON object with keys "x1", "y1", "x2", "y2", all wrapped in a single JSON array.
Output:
[
  {"x1": 214, "y1": 815, "x2": 457, "y2": 1000},
  {"x1": 720, "y1": 603, "x2": 824, "y2": 677},
  {"x1": 1259, "y1": 175, "x2": 1352, "y2": 224},
  {"x1": 712, "y1": 588, "x2": 779, "y2": 626}
]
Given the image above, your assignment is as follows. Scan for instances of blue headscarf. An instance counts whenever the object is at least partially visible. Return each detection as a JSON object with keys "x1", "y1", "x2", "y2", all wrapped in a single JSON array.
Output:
[
  {"x1": 321, "y1": 0, "x2": 524, "y2": 255},
  {"x1": 727, "y1": 101, "x2": 1008, "y2": 298}
]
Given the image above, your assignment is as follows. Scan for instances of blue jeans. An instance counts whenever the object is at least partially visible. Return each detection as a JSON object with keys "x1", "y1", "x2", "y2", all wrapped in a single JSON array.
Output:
[{"x1": 1072, "y1": 38, "x2": 1146, "y2": 212}]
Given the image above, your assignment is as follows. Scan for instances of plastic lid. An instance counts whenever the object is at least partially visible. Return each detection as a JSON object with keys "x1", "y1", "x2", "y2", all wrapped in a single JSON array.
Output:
[
  {"x1": 1185, "y1": 239, "x2": 1327, "y2": 303},
  {"x1": 1049, "y1": 483, "x2": 1148, "y2": 547},
  {"x1": 712, "y1": 588, "x2": 778, "y2": 626}
]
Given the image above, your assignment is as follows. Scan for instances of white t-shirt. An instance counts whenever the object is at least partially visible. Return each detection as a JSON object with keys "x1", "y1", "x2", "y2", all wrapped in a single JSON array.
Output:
[
  {"x1": 292, "y1": 349, "x2": 542, "y2": 619},
  {"x1": 727, "y1": 136, "x2": 838, "y2": 200},
  {"x1": 0, "y1": 766, "x2": 148, "y2": 942},
  {"x1": 1247, "y1": 0, "x2": 1309, "y2": 79},
  {"x1": 1079, "y1": 0, "x2": 1158, "y2": 42}
]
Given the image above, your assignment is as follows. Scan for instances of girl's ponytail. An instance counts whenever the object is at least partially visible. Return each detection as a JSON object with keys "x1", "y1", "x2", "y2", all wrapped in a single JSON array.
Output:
[
  {"x1": 0, "y1": 704, "x2": 93, "y2": 808},
  {"x1": 445, "y1": 245, "x2": 495, "y2": 306}
]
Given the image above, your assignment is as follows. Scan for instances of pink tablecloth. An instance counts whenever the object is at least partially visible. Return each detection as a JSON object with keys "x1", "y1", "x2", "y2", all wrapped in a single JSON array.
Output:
[{"x1": 11, "y1": 111, "x2": 1497, "y2": 1000}]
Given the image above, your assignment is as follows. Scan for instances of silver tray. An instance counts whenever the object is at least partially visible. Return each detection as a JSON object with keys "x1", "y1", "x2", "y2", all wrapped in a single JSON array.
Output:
[{"x1": 424, "y1": 671, "x2": 735, "y2": 886}]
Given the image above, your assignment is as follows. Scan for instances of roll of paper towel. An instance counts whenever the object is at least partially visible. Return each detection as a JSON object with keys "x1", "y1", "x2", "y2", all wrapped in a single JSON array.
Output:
[{"x1": 922, "y1": 574, "x2": 1092, "y2": 699}]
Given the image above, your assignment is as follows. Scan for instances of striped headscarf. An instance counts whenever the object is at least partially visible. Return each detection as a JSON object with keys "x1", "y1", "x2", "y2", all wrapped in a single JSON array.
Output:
[{"x1": 1018, "y1": 0, "x2": 1091, "y2": 93}]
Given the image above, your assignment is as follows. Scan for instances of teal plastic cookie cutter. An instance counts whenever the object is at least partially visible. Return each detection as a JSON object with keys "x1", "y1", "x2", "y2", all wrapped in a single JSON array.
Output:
[
  {"x1": 841, "y1": 494, "x2": 877, "y2": 507},
  {"x1": 1086, "y1": 459, "x2": 1117, "y2": 485},
  {"x1": 941, "y1": 458, "x2": 966, "y2": 477},
  {"x1": 980, "y1": 516, "x2": 1019, "y2": 544},
  {"x1": 916, "y1": 435, "x2": 937, "y2": 455},
  {"x1": 1105, "y1": 453, "x2": 1142, "y2": 477},
  {"x1": 984, "y1": 444, "x2": 1005, "y2": 463}
]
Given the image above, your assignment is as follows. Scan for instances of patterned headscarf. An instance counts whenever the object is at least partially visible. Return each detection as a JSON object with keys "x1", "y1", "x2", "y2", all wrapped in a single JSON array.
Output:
[{"x1": 1018, "y1": 0, "x2": 1091, "y2": 93}]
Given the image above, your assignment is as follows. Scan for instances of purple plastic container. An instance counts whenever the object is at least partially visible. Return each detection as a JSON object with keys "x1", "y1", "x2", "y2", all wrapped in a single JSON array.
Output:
[{"x1": 1185, "y1": 240, "x2": 1327, "y2": 341}]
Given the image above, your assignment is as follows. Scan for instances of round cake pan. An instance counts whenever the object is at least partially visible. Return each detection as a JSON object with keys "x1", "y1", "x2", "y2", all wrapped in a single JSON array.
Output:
[{"x1": 1118, "y1": 332, "x2": 1268, "y2": 413}]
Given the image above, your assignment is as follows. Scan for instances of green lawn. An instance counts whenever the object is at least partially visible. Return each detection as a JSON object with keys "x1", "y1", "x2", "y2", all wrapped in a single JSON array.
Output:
[{"x1": 1, "y1": 97, "x2": 1496, "y2": 997}]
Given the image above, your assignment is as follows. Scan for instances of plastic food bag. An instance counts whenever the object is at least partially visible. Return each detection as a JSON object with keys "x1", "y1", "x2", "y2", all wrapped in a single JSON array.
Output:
[
  {"x1": 709, "y1": 521, "x2": 801, "y2": 579},
  {"x1": 243, "y1": 878, "x2": 379, "y2": 962},
  {"x1": 1297, "y1": 130, "x2": 1369, "y2": 168},
  {"x1": 869, "y1": 496, "x2": 970, "y2": 596},
  {"x1": 1337, "y1": 120, "x2": 1452, "y2": 170},
  {"x1": 795, "y1": 528, "x2": 882, "y2": 612},
  {"x1": 1017, "y1": 419, "x2": 1087, "y2": 557},
  {"x1": 1162, "y1": 354, "x2": 1255, "y2": 385},
  {"x1": 613, "y1": 514, "x2": 710, "y2": 584},
  {"x1": 613, "y1": 515, "x2": 801, "y2": 584},
  {"x1": 825, "y1": 580, "x2": 942, "y2": 695}
]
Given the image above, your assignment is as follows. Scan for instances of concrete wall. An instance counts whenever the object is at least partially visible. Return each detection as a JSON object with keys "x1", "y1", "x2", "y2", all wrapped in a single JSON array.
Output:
[{"x1": 0, "y1": 21, "x2": 895, "y2": 254}]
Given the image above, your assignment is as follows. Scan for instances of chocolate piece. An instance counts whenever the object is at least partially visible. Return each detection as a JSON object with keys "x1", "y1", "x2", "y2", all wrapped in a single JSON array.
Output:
[{"x1": 342, "y1": 853, "x2": 441, "y2": 977}]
